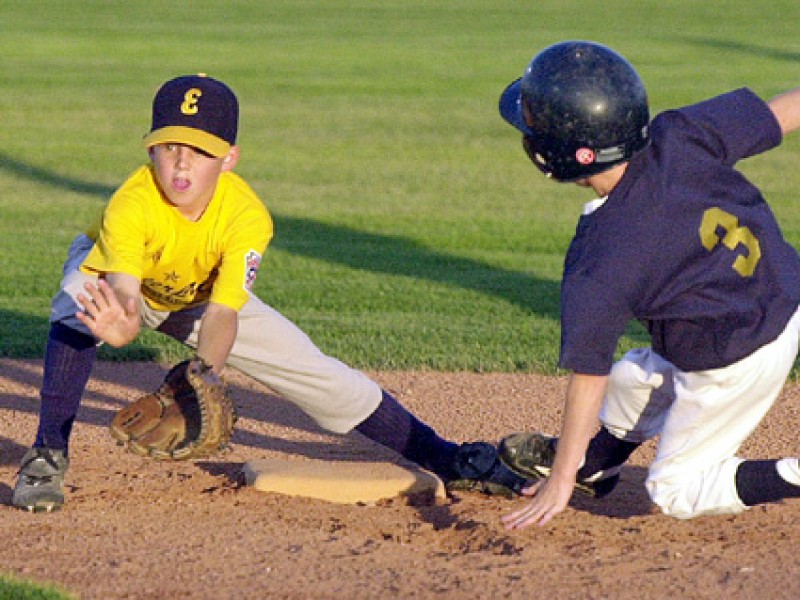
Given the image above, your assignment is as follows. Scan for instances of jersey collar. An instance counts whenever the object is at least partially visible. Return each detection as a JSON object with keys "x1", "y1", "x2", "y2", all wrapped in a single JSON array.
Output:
[{"x1": 583, "y1": 196, "x2": 609, "y2": 215}]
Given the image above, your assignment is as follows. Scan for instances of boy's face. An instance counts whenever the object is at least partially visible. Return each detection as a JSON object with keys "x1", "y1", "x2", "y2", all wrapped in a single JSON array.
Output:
[{"x1": 148, "y1": 143, "x2": 239, "y2": 220}]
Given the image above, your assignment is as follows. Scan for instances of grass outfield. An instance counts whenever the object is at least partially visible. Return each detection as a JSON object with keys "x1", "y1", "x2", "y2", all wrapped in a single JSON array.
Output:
[
  {"x1": 2, "y1": 0, "x2": 800, "y2": 373},
  {"x1": 0, "y1": 574, "x2": 75, "y2": 599}
]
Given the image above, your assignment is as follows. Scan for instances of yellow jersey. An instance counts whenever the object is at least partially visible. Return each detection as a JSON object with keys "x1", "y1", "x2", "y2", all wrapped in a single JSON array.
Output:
[{"x1": 82, "y1": 165, "x2": 273, "y2": 312}]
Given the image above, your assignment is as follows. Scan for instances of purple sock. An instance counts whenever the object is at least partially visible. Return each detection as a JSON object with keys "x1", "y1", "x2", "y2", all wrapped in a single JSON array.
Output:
[
  {"x1": 34, "y1": 323, "x2": 96, "y2": 453},
  {"x1": 355, "y1": 390, "x2": 458, "y2": 479},
  {"x1": 735, "y1": 459, "x2": 800, "y2": 505},
  {"x1": 578, "y1": 427, "x2": 640, "y2": 479}
]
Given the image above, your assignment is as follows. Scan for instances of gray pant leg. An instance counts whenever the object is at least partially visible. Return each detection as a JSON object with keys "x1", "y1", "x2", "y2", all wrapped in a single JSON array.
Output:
[{"x1": 157, "y1": 294, "x2": 382, "y2": 434}]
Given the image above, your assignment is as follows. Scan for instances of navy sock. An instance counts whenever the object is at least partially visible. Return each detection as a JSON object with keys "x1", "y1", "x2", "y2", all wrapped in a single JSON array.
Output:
[
  {"x1": 735, "y1": 459, "x2": 800, "y2": 506},
  {"x1": 355, "y1": 390, "x2": 458, "y2": 480},
  {"x1": 34, "y1": 322, "x2": 97, "y2": 453},
  {"x1": 577, "y1": 427, "x2": 641, "y2": 480}
]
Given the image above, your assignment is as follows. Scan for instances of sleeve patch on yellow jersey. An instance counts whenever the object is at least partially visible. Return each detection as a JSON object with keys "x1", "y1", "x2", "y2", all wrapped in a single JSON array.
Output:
[{"x1": 244, "y1": 250, "x2": 262, "y2": 291}]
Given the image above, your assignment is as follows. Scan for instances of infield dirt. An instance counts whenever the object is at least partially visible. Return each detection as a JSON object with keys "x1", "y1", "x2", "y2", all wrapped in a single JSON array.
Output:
[{"x1": 1, "y1": 358, "x2": 798, "y2": 599}]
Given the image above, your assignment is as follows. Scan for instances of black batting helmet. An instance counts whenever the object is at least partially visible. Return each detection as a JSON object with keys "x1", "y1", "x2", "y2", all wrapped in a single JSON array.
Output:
[{"x1": 500, "y1": 41, "x2": 650, "y2": 182}]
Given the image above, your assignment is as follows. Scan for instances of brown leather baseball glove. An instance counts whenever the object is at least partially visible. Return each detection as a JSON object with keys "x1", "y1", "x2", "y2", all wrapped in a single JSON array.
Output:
[{"x1": 110, "y1": 357, "x2": 237, "y2": 460}]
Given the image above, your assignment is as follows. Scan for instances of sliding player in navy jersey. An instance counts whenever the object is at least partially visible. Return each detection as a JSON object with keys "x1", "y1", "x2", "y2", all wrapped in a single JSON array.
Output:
[{"x1": 497, "y1": 41, "x2": 800, "y2": 527}]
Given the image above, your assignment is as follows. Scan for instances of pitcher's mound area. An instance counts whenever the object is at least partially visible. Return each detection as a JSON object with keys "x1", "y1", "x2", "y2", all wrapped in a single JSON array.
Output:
[{"x1": 243, "y1": 457, "x2": 446, "y2": 504}]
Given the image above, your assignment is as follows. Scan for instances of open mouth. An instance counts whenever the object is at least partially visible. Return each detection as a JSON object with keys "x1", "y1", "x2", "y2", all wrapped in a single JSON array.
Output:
[{"x1": 173, "y1": 177, "x2": 191, "y2": 192}]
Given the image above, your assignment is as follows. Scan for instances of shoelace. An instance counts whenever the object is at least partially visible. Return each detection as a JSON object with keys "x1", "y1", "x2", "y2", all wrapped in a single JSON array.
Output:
[{"x1": 18, "y1": 449, "x2": 62, "y2": 477}]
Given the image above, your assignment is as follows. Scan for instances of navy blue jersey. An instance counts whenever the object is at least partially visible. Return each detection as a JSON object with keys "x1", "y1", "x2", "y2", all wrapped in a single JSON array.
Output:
[{"x1": 559, "y1": 88, "x2": 800, "y2": 374}]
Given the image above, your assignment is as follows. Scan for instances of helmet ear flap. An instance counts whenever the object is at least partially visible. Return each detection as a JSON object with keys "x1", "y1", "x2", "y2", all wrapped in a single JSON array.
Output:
[
  {"x1": 514, "y1": 41, "x2": 650, "y2": 181},
  {"x1": 522, "y1": 135, "x2": 556, "y2": 178}
]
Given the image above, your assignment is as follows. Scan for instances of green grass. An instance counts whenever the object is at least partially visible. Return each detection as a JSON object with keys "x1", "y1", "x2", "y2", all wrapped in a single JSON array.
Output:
[
  {"x1": 2, "y1": 0, "x2": 800, "y2": 373},
  {"x1": 0, "y1": 574, "x2": 75, "y2": 599}
]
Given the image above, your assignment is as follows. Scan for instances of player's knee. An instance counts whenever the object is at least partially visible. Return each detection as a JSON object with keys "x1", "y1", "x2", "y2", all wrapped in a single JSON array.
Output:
[
  {"x1": 298, "y1": 371, "x2": 382, "y2": 435},
  {"x1": 645, "y1": 473, "x2": 745, "y2": 520},
  {"x1": 646, "y1": 479, "x2": 699, "y2": 519}
]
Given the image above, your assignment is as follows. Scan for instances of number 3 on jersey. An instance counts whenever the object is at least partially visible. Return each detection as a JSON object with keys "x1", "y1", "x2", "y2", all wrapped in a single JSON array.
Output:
[{"x1": 698, "y1": 207, "x2": 761, "y2": 277}]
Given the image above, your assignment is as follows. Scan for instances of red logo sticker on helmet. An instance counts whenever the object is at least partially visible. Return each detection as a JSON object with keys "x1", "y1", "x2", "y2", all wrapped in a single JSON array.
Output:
[{"x1": 575, "y1": 148, "x2": 596, "y2": 165}]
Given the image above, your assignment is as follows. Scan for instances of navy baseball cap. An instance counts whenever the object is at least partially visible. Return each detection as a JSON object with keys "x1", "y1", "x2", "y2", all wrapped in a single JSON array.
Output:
[
  {"x1": 143, "y1": 74, "x2": 238, "y2": 158},
  {"x1": 499, "y1": 77, "x2": 532, "y2": 136}
]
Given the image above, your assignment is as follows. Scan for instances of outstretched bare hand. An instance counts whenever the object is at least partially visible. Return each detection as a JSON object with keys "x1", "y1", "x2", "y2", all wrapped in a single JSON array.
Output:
[{"x1": 75, "y1": 279, "x2": 140, "y2": 347}]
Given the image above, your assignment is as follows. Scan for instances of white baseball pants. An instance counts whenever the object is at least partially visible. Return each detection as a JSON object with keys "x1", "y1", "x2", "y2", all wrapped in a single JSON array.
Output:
[{"x1": 601, "y1": 307, "x2": 800, "y2": 518}]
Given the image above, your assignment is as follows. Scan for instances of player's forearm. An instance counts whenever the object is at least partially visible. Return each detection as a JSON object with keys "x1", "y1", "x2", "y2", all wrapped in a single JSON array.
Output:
[
  {"x1": 196, "y1": 303, "x2": 238, "y2": 372},
  {"x1": 550, "y1": 373, "x2": 608, "y2": 483},
  {"x1": 102, "y1": 274, "x2": 142, "y2": 345}
]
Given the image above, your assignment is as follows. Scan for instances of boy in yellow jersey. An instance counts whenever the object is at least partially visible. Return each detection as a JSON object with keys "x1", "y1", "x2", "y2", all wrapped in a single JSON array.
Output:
[{"x1": 13, "y1": 74, "x2": 526, "y2": 512}]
